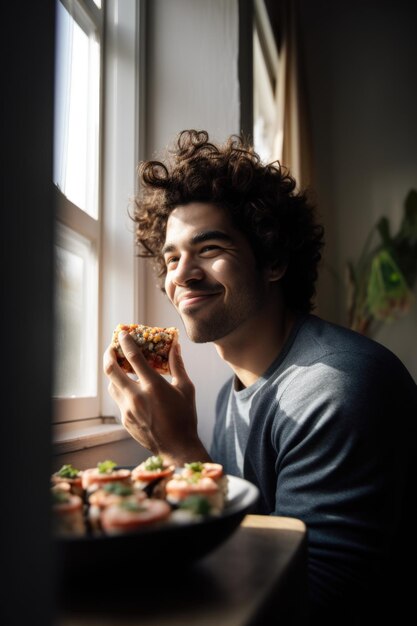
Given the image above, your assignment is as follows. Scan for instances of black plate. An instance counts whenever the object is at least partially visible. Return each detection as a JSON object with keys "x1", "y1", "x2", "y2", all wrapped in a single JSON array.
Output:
[{"x1": 54, "y1": 475, "x2": 259, "y2": 585}]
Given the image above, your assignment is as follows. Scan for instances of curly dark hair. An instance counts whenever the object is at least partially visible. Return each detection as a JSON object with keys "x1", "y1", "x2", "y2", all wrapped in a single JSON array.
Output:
[{"x1": 133, "y1": 129, "x2": 324, "y2": 312}]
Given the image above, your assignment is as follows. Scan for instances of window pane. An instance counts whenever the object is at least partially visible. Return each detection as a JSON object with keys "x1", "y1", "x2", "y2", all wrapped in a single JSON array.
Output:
[
  {"x1": 253, "y1": 25, "x2": 276, "y2": 163},
  {"x1": 53, "y1": 225, "x2": 97, "y2": 397},
  {"x1": 54, "y1": 0, "x2": 100, "y2": 218}
]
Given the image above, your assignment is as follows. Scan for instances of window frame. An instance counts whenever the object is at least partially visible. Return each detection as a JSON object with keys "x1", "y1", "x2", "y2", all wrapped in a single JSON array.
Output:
[
  {"x1": 53, "y1": 0, "x2": 104, "y2": 424},
  {"x1": 53, "y1": 0, "x2": 145, "y2": 438}
]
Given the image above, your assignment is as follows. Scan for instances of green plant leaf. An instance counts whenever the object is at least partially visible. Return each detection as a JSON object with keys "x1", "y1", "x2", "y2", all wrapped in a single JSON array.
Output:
[{"x1": 367, "y1": 249, "x2": 414, "y2": 321}]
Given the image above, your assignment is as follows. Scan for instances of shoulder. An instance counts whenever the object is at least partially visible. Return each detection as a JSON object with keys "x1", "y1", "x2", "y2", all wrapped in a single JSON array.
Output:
[
  {"x1": 292, "y1": 314, "x2": 415, "y2": 383},
  {"x1": 273, "y1": 315, "x2": 416, "y2": 433}
]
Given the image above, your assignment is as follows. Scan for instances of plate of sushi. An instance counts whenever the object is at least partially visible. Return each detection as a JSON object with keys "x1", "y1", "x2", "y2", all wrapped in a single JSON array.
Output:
[{"x1": 52, "y1": 455, "x2": 259, "y2": 583}]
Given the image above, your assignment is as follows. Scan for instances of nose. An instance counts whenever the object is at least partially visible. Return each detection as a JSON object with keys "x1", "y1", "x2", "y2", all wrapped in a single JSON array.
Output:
[{"x1": 172, "y1": 254, "x2": 204, "y2": 286}]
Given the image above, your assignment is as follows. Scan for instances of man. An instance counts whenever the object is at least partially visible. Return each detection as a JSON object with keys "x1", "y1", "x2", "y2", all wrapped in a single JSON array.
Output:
[{"x1": 104, "y1": 130, "x2": 416, "y2": 624}]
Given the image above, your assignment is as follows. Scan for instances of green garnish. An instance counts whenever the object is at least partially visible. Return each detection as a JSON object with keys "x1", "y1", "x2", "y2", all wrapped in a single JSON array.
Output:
[
  {"x1": 144, "y1": 455, "x2": 164, "y2": 471},
  {"x1": 187, "y1": 472, "x2": 203, "y2": 484},
  {"x1": 120, "y1": 500, "x2": 146, "y2": 513},
  {"x1": 185, "y1": 461, "x2": 204, "y2": 473},
  {"x1": 97, "y1": 459, "x2": 117, "y2": 474},
  {"x1": 56, "y1": 464, "x2": 80, "y2": 479},
  {"x1": 178, "y1": 495, "x2": 212, "y2": 516},
  {"x1": 103, "y1": 482, "x2": 133, "y2": 496}
]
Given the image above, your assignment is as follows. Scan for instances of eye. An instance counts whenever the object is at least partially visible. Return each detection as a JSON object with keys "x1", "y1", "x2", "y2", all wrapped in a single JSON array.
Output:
[
  {"x1": 200, "y1": 244, "x2": 222, "y2": 255},
  {"x1": 165, "y1": 255, "x2": 179, "y2": 268}
]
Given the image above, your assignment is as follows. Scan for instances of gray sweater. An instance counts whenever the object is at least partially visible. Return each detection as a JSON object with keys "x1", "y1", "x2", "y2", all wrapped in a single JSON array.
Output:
[{"x1": 211, "y1": 314, "x2": 416, "y2": 621}]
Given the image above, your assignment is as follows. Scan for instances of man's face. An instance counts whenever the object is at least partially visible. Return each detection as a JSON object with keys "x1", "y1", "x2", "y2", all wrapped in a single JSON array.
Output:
[{"x1": 163, "y1": 202, "x2": 273, "y2": 343}]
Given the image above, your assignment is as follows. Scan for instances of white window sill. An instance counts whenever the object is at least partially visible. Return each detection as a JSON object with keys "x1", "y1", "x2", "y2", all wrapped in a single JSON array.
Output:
[{"x1": 53, "y1": 417, "x2": 130, "y2": 455}]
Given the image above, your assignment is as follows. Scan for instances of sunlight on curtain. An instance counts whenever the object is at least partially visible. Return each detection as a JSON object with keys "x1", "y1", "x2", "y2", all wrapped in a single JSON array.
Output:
[{"x1": 272, "y1": 0, "x2": 313, "y2": 191}]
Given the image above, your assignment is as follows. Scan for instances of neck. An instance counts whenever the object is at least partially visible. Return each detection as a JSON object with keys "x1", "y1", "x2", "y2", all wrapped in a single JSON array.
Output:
[{"x1": 214, "y1": 297, "x2": 297, "y2": 388}]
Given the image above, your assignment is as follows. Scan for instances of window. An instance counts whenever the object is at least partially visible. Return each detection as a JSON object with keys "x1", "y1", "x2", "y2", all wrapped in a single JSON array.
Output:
[
  {"x1": 253, "y1": 0, "x2": 278, "y2": 163},
  {"x1": 54, "y1": 0, "x2": 101, "y2": 219},
  {"x1": 53, "y1": 0, "x2": 144, "y2": 436},
  {"x1": 53, "y1": 0, "x2": 102, "y2": 423}
]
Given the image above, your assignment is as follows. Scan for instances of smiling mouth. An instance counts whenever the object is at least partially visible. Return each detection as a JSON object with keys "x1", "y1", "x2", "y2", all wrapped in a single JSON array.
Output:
[{"x1": 178, "y1": 292, "x2": 221, "y2": 310}]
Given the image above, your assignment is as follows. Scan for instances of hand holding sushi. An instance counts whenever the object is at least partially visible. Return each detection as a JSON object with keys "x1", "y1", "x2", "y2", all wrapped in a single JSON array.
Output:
[{"x1": 103, "y1": 329, "x2": 210, "y2": 466}]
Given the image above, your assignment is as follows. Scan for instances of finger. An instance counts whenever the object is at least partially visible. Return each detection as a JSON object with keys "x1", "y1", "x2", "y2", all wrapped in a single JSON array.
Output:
[
  {"x1": 103, "y1": 343, "x2": 139, "y2": 392},
  {"x1": 103, "y1": 344, "x2": 118, "y2": 376},
  {"x1": 106, "y1": 380, "x2": 131, "y2": 423},
  {"x1": 118, "y1": 331, "x2": 159, "y2": 383},
  {"x1": 169, "y1": 340, "x2": 194, "y2": 393},
  {"x1": 107, "y1": 380, "x2": 123, "y2": 404},
  {"x1": 107, "y1": 382, "x2": 133, "y2": 430}
]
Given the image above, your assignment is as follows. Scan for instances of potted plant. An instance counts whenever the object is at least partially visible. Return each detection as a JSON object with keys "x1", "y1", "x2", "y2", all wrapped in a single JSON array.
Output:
[{"x1": 346, "y1": 189, "x2": 417, "y2": 337}]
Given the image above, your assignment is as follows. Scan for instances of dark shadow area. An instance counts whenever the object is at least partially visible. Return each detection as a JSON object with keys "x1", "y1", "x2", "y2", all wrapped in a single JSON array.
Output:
[{"x1": 2, "y1": 3, "x2": 56, "y2": 626}]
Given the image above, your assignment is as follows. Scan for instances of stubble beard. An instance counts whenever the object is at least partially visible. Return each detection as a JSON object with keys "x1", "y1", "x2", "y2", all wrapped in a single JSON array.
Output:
[{"x1": 179, "y1": 287, "x2": 267, "y2": 344}]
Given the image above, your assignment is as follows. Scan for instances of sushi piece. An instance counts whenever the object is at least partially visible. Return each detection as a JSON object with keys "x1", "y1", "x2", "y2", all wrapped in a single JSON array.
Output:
[
  {"x1": 179, "y1": 461, "x2": 228, "y2": 502},
  {"x1": 81, "y1": 459, "x2": 131, "y2": 493},
  {"x1": 131, "y1": 455, "x2": 175, "y2": 498},
  {"x1": 182, "y1": 461, "x2": 224, "y2": 480},
  {"x1": 165, "y1": 473, "x2": 225, "y2": 514},
  {"x1": 100, "y1": 498, "x2": 172, "y2": 535},
  {"x1": 51, "y1": 463, "x2": 84, "y2": 498},
  {"x1": 88, "y1": 481, "x2": 146, "y2": 509},
  {"x1": 52, "y1": 489, "x2": 85, "y2": 537},
  {"x1": 111, "y1": 323, "x2": 178, "y2": 375},
  {"x1": 87, "y1": 481, "x2": 146, "y2": 533}
]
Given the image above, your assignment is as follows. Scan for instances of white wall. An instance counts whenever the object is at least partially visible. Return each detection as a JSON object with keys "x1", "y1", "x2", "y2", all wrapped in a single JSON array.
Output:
[
  {"x1": 141, "y1": 0, "x2": 241, "y2": 449},
  {"x1": 299, "y1": 0, "x2": 417, "y2": 381}
]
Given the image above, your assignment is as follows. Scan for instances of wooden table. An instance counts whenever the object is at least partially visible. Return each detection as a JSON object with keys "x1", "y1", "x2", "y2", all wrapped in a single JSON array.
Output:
[{"x1": 56, "y1": 515, "x2": 308, "y2": 626}]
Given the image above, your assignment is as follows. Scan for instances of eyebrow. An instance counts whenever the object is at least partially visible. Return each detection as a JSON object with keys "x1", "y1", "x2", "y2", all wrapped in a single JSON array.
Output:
[{"x1": 162, "y1": 230, "x2": 233, "y2": 255}]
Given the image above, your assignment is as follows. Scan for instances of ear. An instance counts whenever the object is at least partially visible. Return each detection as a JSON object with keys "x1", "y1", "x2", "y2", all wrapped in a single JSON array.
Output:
[{"x1": 266, "y1": 263, "x2": 287, "y2": 282}]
